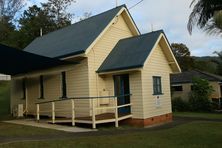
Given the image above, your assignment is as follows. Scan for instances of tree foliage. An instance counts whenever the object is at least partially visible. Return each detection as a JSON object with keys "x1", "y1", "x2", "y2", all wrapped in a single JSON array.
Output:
[
  {"x1": 0, "y1": 0, "x2": 25, "y2": 47},
  {"x1": 171, "y1": 43, "x2": 194, "y2": 71},
  {"x1": 189, "y1": 77, "x2": 214, "y2": 112},
  {"x1": 188, "y1": 0, "x2": 222, "y2": 36},
  {"x1": 16, "y1": 5, "x2": 57, "y2": 48},
  {"x1": 14, "y1": 0, "x2": 76, "y2": 49},
  {"x1": 0, "y1": 0, "x2": 24, "y2": 20},
  {"x1": 42, "y1": 0, "x2": 75, "y2": 29}
]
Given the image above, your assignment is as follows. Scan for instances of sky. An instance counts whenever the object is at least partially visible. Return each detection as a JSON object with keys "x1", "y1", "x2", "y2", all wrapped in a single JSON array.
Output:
[{"x1": 29, "y1": 0, "x2": 222, "y2": 57}]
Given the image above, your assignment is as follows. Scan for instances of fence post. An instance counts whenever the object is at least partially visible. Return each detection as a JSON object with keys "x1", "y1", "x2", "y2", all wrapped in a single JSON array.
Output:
[
  {"x1": 71, "y1": 99, "x2": 75, "y2": 126},
  {"x1": 52, "y1": 102, "x2": 55, "y2": 124},
  {"x1": 37, "y1": 104, "x2": 40, "y2": 122},
  {"x1": 115, "y1": 97, "x2": 119, "y2": 127},
  {"x1": 92, "y1": 99, "x2": 96, "y2": 129}
]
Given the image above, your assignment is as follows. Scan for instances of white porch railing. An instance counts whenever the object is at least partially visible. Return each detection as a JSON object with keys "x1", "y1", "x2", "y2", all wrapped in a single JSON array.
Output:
[{"x1": 36, "y1": 95, "x2": 132, "y2": 129}]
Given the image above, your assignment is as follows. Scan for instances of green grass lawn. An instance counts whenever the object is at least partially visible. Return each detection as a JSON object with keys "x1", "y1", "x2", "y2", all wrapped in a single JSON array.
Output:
[
  {"x1": 0, "y1": 81, "x2": 10, "y2": 120},
  {"x1": 0, "y1": 84, "x2": 222, "y2": 148},
  {"x1": 173, "y1": 112, "x2": 222, "y2": 120},
  {"x1": 0, "y1": 122, "x2": 64, "y2": 137},
  {"x1": 0, "y1": 120, "x2": 222, "y2": 148}
]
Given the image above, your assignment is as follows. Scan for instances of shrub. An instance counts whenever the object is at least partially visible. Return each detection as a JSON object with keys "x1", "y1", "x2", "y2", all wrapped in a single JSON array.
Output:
[
  {"x1": 172, "y1": 97, "x2": 189, "y2": 112},
  {"x1": 188, "y1": 77, "x2": 214, "y2": 112}
]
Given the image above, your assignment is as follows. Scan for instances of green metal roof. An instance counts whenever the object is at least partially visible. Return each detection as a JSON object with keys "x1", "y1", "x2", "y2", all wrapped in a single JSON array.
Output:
[
  {"x1": 24, "y1": 5, "x2": 126, "y2": 58},
  {"x1": 97, "y1": 30, "x2": 163, "y2": 73}
]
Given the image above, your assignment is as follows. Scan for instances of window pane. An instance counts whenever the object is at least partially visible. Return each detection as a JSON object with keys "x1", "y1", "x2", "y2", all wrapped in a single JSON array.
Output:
[{"x1": 153, "y1": 76, "x2": 162, "y2": 95}]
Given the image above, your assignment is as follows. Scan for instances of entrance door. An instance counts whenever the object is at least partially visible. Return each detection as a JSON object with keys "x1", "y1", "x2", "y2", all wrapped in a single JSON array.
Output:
[{"x1": 114, "y1": 74, "x2": 131, "y2": 115}]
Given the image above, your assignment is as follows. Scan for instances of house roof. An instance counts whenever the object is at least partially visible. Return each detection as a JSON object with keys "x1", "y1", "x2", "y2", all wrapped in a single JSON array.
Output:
[
  {"x1": 97, "y1": 30, "x2": 163, "y2": 73},
  {"x1": 24, "y1": 5, "x2": 128, "y2": 58},
  {"x1": 0, "y1": 44, "x2": 75, "y2": 75},
  {"x1": 170, "y1": 70, "x2": 222, "y2": 84}
]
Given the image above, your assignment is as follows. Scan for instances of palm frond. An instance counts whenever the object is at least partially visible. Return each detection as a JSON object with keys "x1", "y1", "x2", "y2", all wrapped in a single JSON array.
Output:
[{"x1": 188, "y1": 0, "x2": 222, "y2": 35}]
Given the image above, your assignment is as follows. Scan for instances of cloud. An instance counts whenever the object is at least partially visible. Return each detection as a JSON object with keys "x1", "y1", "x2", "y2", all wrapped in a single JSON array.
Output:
[{"x1": 29, "y1": 0, "x2": 222, "y2": 56}]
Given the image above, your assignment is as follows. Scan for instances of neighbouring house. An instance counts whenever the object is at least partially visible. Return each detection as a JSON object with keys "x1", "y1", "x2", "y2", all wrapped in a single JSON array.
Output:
[
  {"x1": 0, "y1": 5, "x2": 180, "y2": 128},
  {"x1": 0, "y1": 74, "x2": 11, "y2": 81},
  {"x1": 170, "y1": 70, "x2": 222, "y2": 106}
]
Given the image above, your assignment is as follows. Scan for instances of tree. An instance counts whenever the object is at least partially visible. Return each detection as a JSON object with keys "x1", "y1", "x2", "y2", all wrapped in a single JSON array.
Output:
[
  {"x1": 212, "y1": 51, "x2": 222, "y2": 75},
  {"x1": 171, "y1": 43, "x2": 194, "y2": 71},
  {"x1": 16, "y1": 5, "x2": 58, "y2": 48},
  {"x1": 187, "y1": 0, "x2": 222, "y2": 36},
  {"x1": 204, "y1": 10, "x2": 222, "y2": 36},
  {"x1": 42, "y1": 0, "x2": 75, "y2": 29},
  {"x1": 0, "y1": 0, "x2": 25, "y2": 47},
  {"x1": 16, "y1": 0, "x2": 75, "y2": 48},
  {"x1": 189, "y1": 77, "x2": 214, "y2": 112},
  {"x1": 0, "y1": 0, "x2": 24, "y2": 20},
  {"x1": 0, "y1": 16, "x2": 15, "y2": 45}
]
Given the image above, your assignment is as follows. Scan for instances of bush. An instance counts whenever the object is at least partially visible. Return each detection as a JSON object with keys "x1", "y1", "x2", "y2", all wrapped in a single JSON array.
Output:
[
  {"x1": 188, "y1": 78, "x2": 214, "y2": 112},
  {"x1": 172, "y1": 97, "x2": 189, "y2": 112}
]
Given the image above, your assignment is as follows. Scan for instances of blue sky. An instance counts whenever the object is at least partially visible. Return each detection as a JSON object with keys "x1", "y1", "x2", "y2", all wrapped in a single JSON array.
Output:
[{"x1": 28, "y1": 0, "x2": 222, "y2": 56}]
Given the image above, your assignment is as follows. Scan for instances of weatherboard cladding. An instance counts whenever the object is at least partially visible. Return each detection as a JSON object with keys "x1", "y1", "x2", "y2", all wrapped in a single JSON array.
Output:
[
  {"x1": 170, "y1": 70, "x2": 222, "y2": 84},
  {"x1": 97, "y1": 30, "x2": 163, "y2": 73},
  {"x1": 24, "y1": 5, "x2": 125, "y2": 58}
]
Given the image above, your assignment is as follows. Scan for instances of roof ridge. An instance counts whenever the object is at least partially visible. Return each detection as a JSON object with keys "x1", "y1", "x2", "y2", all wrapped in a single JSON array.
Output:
[
  {"x1": 194, "y1": 69, "x2": 222, "y2": 80},
  {"x1": 35, "y1": 5, "x2": 126, "y2": 39},
  {"x1": 118, "y1": 29, "x2": 164, "y2": 41}
]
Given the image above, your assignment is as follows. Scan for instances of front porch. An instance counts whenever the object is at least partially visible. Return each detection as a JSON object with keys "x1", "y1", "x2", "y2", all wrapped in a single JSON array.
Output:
[{"x1": 36, "y1": 95, "x2": 132, "y2": 129}]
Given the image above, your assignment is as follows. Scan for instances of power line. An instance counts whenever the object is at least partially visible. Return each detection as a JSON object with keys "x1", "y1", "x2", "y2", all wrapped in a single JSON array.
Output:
[{"x1": 129, "y1": 0, "x2": 144, "y2": 10}]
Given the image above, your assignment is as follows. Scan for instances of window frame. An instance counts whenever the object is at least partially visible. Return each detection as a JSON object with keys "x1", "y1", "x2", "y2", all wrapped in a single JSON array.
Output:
[{"x1": 152, "y1": 76, "x2": 163, "y2": 95}]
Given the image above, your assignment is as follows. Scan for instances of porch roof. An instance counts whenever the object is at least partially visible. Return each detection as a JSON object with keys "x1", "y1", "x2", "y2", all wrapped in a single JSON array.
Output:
[
  {"x1": 97, "y1": 30, "x2": 163, "y2": 73},
  {"x1": 0, "y1": 44, "x2": 76, "y2": 76}
]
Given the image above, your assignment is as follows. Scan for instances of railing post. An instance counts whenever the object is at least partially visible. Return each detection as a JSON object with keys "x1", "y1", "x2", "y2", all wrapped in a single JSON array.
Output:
[
  {"x1": 115, "y1": 97, "x2": 119, "y2": 127},
  {"x1": 52, "y1": 102, "x2": 55, "y2": 124},
  {"x1": 92, "y1": 99, "x2": 96, "y2": 129},
  {"x1": 71, "y1": 99, "x2": 75, "y2": 126},
  {"x1": 36, "y1": 104, "x2": 40, "y2": 122}
]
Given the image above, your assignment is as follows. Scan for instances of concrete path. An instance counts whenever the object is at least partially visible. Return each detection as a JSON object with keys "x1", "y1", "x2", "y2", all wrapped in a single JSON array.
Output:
[{"x1": 4, "y1": 119, "x2": 97, "y2": 133}]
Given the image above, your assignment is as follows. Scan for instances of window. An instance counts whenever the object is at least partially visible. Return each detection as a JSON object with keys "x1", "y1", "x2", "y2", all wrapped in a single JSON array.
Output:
[
  {"x1": 153, "y1": 76, "x2": 162, "y2": 95},
  {"x1": 39, "y1": 75, "x2": 44, "y2": 99},
  {"x1": 61, "y1": 72, "x2": 67, "y2": 98},
  {"x1": 172, "y1": 85, "x2": 183, "y2": 92},
  {"x1": 22, "y1": 78, "x2": 26, "y2": 99}
]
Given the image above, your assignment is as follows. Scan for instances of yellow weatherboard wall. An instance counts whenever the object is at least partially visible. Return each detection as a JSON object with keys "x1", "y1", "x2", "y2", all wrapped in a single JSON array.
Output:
[{"x1": 141, "y1": 42, "x2": 173, "y2": 119}]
